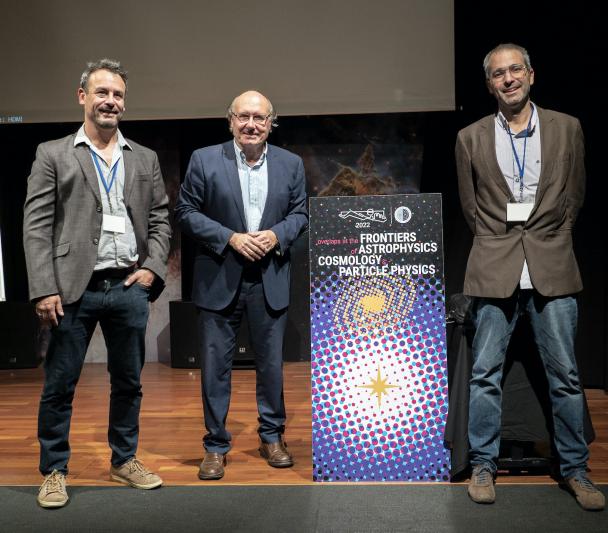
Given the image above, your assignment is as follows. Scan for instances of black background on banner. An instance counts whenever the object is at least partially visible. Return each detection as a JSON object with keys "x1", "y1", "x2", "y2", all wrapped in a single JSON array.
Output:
[
  {"x1": 309, "y1": 194, "x2": 444, "y2": 280},
  {"x1": 0, "y1": 4, "x2": 606, "y2": 387}
]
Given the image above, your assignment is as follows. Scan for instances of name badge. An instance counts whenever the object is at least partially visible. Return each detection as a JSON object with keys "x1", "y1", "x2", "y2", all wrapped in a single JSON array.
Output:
[
  {"x1": 102, "y1": 214, "x2": 126, "y2": 233},
  {"x1": 506, "y1": 203, "x2": 534, "y2": 222}
]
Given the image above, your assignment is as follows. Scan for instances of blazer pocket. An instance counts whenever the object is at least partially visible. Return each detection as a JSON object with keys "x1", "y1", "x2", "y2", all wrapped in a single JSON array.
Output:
[
  {"x1": 53, "y1": 242, "x2": 70, "y2": 258},
  {"x1": 135, "y1": 174, "x2": 153, "y2": 187}
]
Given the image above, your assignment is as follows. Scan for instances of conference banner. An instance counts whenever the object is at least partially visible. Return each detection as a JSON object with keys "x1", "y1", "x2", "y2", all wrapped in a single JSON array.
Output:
[{"x1": 309, "y1": 194, "x2": 450, "y2": 481}]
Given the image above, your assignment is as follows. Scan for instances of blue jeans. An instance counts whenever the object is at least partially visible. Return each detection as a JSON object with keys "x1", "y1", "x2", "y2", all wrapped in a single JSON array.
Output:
[
  {"x1": 468, "y1": 290, "x2": 588, "y2": 478},
  {"x1": 38, "y1": 280, "x2": 149, "y2": 475}
]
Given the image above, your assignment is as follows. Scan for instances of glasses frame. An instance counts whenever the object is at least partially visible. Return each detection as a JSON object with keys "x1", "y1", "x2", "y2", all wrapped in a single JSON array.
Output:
[
  {"x1": 230, "y1": 111, "x2": 271, "y2": 125},
  {"x1": 489, "y1": 64, "x2": 529, "y2": 83}
]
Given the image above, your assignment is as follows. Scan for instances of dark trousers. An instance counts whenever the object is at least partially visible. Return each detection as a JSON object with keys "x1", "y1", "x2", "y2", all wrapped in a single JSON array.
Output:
[
  {"x1": 198, "y1": 276, "x2": 287, "y2": 453},
  {"x1": 38, "y1": 276, "x2": 149, "y2": 475}
]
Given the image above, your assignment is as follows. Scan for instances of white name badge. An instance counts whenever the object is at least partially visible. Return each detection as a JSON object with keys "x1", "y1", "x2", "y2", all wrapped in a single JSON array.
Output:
[
  {"x1": 102, "y1": 214, "x2": 126, "y2": 233},
  {"x1": 506, "y1": 203, "x2": 534, "y2": 222}
]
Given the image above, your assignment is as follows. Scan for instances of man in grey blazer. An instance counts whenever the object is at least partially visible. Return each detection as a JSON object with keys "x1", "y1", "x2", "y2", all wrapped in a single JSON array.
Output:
[
  {"x1": 175, "y1": 90, "x2": 307, "y2": 480},
  {"x1": 23, "y1": 59, "x2": 171, "y2": 508},
  {"x1": 456, "y1": 44, "x2": 604, "y2": 511}
]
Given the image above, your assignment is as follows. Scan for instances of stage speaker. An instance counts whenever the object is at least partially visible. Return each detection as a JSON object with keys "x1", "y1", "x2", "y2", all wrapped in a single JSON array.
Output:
[
  {"x1": 0, "y1": 301, "x2": 42, "y2": 369},
  {"x1": 169, "y1": 300, "x2": 255, "y2": 369},
  {"x1": 284, "y1": 232, "x2": 311, "y2": 361}
]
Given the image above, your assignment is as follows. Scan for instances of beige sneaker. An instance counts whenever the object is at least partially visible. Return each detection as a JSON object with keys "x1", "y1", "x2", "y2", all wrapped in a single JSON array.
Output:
[
  {"x1": 565, "y1": 473, "x2": 606, "y2": 511},
  {"x1": 37, "y1": 470, "x2": 68, "y2": 508},
  {"x1": 110, "y1": 458, "x2": 162, "y2": 489},
  {"x1": 468, "y1": 464, "x2": 495, "y2": 504}
]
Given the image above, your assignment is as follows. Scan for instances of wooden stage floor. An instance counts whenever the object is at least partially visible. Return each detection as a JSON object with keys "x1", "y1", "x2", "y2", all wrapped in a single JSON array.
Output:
[{"x1": 1, "y1": 362, "x2": 606, "y2": 486}]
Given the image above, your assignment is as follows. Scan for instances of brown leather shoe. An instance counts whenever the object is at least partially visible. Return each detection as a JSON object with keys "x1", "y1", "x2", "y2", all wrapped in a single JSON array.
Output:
[
  {"x1": 198, "y1": 452, "x2": 226, "y2": 480},
  {"x1": 259, "y1": 438, "x2": 294, "y2": 468}
]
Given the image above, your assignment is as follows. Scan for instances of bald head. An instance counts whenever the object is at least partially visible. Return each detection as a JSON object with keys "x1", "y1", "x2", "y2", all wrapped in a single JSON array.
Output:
[
  {"x1": 227, "y1": 91, "x2": 276, "y2": 125},
  {"x1": 227, "y1": 90, "x2": 277, "y2": 156}
]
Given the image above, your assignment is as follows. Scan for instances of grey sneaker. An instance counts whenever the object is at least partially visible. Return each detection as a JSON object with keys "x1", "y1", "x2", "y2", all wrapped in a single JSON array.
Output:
[
  {"x1": 37, "y1": 470, "x2": 68, "y2": 508},
  {"x1": 468, "y1": 464, "x2": 495, "y2": 504},
  {"x1": 565, "y1": 472, "x2": 605, "y2": 511},
  {"x1": 110, "y1": 458, "x2": 162, "y2": 489}
]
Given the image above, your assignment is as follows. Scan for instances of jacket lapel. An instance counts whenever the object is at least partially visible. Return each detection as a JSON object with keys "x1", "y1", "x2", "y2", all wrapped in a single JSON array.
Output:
[
  {"x1": 222, "y1": 141, "x2": 247, "y2": 230},
  {"x1": 479, "y1": 115, "x2": 515, "y2": 201},
  {"x1": 123, "y1": 147, "x2": 136, "y2": 205},
  {"x1": 530, "y1": 106, "x2": 554, "y2": 211},
  {"x1": 258, "y1": 145, "x2": 277, "y2": 230},
  {"x1": 73, "y1": 143, "x2": 102, "y2": 204}
]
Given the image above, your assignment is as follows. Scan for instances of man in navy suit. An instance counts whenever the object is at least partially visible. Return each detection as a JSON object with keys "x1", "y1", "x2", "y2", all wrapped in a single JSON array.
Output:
[{"x1": 175, "y1": 91, "x2": 308, "y2": 479}]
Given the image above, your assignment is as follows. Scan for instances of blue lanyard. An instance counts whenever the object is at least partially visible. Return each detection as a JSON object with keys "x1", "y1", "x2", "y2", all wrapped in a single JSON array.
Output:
[
  {"x1": 91, "y1": 151, "x2": 119, "y2": 195},
  {"x1": 506, "y1": 108, "x2": 534, "y2": 202}
]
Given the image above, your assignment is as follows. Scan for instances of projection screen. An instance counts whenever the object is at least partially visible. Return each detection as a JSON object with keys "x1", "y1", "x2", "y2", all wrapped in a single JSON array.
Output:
[{"x1": 0, "y1": 0, "x2": 454, "y2": 123}]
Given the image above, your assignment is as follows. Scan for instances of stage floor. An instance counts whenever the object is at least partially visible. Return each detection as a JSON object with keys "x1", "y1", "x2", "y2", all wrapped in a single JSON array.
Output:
[{"x1": 1, "y1": 362, "x2": 606, "y2": 486}]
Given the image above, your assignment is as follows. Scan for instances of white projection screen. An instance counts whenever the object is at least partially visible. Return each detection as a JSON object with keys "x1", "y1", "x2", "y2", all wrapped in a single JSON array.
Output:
[{"x1": 0, "y1": 0, "x2": 454, "y2": 123}]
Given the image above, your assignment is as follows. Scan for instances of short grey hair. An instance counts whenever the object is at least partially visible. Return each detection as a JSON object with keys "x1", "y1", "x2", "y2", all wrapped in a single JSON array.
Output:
[
  {"x1": 80, "y1": 58, "x2": 128, "y2": 91},
  {"x1": 226, "y1": 92, "x2": 279, "y2": 129},
  {"x1": 483, "y1": 43, "x2": 532, "y2": 79}
]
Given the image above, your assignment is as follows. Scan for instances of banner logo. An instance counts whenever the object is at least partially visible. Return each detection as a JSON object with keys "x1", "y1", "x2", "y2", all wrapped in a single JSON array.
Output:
[
  {"x1": 394, "y1": 206, "x2": 412, "y2": 223},
  {"x1": 338, "y1": 208, "x2": 387, "y2": 223}
]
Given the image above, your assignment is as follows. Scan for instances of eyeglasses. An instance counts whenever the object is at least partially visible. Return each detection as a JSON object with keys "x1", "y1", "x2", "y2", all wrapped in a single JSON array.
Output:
[
  {"x1": 231, "y1": 112, "x2": 271, "y2": 125},
  {"x1": 490, "y1": 64, "x2": 528, "y2": 82}
]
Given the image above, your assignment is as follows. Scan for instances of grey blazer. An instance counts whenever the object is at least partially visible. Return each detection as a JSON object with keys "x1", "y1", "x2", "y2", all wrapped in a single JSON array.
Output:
[
  {"x1": 23, "y1": 133, "x2": 171, "y2": 304},
  {"x1": 455, "y1": 107, "x2": 585, "y2": 298}
]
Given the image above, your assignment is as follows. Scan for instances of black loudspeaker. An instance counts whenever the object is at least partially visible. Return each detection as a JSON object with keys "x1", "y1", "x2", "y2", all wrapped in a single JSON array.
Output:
[
  {"x1": 169, "y1": 300, "x2": 255, "y2": 369},
  {"x1": 284, "y1": 232, "x2": 311, "y2": 362},
  {"x1": 0, "y1": 302, "x2": 43, "y2": 369}
]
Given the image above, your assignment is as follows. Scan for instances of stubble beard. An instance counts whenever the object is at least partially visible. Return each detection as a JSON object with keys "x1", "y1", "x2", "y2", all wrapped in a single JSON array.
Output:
[{"x1": 94, "y1": 110, "x2": 121, "y2": 129}]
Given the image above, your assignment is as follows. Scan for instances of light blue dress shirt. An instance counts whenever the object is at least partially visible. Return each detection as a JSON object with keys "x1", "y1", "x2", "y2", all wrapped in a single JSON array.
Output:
[
  {"x1": 494, "y1": 103, "x2": 541, "y2": 289},
  {"x1": 74, "y1": 125, "x2": 138, "y2": 270},
  {"x1": 234, "y1": 140, "x2": 268, "y2": 232}
]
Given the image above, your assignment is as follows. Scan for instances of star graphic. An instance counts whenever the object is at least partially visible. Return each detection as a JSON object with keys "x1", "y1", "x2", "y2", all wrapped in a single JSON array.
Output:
[{"x1": 357, "y1": 366, "x2": 399, "y2": 407}]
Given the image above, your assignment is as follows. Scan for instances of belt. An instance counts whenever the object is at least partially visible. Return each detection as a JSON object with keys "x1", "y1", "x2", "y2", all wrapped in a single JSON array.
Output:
[{"x1": 87, "y1": 266, "x2": 136, "y2": 292}]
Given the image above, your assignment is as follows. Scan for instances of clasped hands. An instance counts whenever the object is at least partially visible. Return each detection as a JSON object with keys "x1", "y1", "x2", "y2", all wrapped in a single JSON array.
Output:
[{"x1": 229, "y1": 230, "x2": 278, "y2": 261}]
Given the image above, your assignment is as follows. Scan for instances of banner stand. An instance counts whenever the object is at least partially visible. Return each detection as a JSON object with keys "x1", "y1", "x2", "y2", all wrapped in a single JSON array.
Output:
[{"x1": 309, "y1": 194, "x2": 450, "y2": 481}]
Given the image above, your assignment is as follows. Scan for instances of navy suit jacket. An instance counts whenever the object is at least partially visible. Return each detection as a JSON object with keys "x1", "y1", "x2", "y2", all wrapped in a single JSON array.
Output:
[{"x1": 175, "y1": 140, "x2": 308, "y2": 311}]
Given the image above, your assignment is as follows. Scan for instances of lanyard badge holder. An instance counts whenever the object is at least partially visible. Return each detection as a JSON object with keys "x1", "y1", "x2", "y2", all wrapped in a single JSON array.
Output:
[
  {"x1": 92, "y1": 151, "x2": 126, "y2": 234},
  {"x1": 506, "y1": 112, "x2": 534, "y2": 222}
]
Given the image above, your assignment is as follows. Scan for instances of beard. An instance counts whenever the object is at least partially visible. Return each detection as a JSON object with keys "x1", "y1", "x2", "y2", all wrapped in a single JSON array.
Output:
[
  {"x1": 497, "y1": 82, "x2": 530, "y2": 111},
  {"x1": 93, "y1": 108, "x2": 123, "y2": 129}
]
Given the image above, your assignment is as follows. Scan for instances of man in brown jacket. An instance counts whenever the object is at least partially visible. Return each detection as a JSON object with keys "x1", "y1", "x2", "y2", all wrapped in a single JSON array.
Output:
[{"x1": 455, "y1": 43, "x2": 604, "y2": 511}]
